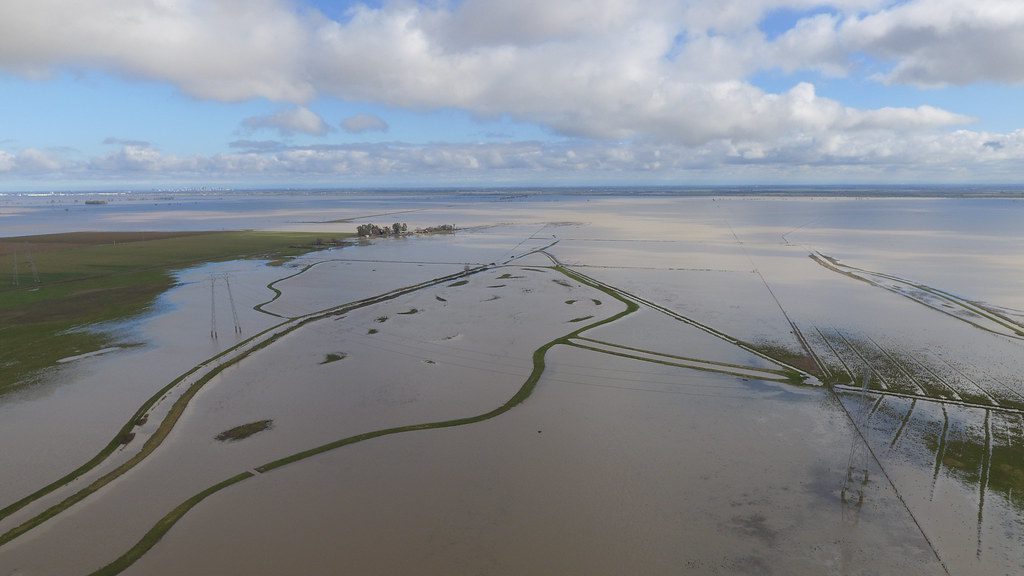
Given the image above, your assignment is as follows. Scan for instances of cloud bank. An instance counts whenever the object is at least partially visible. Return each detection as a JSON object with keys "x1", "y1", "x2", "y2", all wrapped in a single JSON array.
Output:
[
  {"x1": 0, "y1": 0, "x2": 1022, "y2": 183},
  {"x1": 3, "y1": 128, "x2": 1022, "y2": 185}
]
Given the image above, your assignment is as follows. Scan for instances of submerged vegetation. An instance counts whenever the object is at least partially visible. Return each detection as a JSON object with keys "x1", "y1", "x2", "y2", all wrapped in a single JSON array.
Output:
[
  {"x1": 215, "y1": 420, "x2": 274, "y2": 442},
  {"x1": 320, "y1": 353, "x2": 347, "y2": 365}
]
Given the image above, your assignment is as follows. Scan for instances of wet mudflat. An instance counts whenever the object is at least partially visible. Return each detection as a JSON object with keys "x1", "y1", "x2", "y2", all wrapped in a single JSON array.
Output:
[{"x1": 1, "y1": 193, "x2": 1022, "y2": 575}]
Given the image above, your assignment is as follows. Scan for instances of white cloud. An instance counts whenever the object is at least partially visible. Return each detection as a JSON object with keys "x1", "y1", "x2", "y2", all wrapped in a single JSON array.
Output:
[
  {"x1": 0, "y1": 151, "x2": 15, "y2": 172},
  {"x1": 341, "y1": 113, "x2": 389, "y2": 134},
  {"x1": 0, "y1": 0, "x2": 1022, "y2": 182},
  {"x1": 840, "y1": 0, "x2": 1024, "y2": 86},
  {"x1": 0, "y1": 1, "x2": 998, "y2": 147},
  {"x1": 90, "y1": 143, "x2": 186, "y2": 172},
  {"x1": 242, "y1": 106, "x2": 330, "y2": 136},
  {"x1": 3, "y1": 127, "x2": 1022, "y2": 182},
  {"x1": 15, "y1": 148, "x2": 66, "y2": 172},
  {"x1": 0, "y1": 0, "x2": 314, "y2": 101}
]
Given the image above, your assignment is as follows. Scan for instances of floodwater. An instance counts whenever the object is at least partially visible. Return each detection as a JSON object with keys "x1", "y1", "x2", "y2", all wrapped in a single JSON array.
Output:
[{"x1": 1, "y1": 191, "x2": 1022, "y2": 575}]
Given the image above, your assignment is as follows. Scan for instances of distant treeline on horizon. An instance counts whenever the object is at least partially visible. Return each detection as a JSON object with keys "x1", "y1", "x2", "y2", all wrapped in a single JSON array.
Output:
[{"x1": 3, "y1": 185, "x2": 1024, "y2": 199}]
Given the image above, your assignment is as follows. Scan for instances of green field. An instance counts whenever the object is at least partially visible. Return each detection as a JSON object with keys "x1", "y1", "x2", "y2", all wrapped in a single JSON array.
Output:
[{"x1": 0, "y1": 231, "x2": 345, "y2": 394}]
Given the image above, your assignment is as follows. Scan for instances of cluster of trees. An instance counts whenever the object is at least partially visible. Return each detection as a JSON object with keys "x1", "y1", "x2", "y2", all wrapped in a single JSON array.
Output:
[
  {"x1": 355, "y1": 223, "x2": 457, "y2": 237},
  {"x1": 356, "y1": 222, "x2": 408, "y2": 237},
  {"x1": 415, "y1": 224, "x2": 456, "y2": 234}
]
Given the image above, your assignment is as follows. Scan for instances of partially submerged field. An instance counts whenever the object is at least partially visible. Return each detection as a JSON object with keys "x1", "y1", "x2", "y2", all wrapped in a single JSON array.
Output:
[
  {"x1": 0, "y1": 231, "x2": 339, "y2": 393},
  {"x1": 0, "y1": 194, "x2": 1022, "y2": 575}
]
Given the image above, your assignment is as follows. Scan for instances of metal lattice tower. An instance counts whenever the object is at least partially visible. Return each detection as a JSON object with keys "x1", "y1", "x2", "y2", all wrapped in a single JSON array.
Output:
[
  {"x1": 842, "y1": 367, "x2": 873, "y2": 510},
  {"x1": 209, "y1": 275, "x2": 218, "y2": 340},
  {"x1": 25, "y1": 244, "x2": 39, "y2": 285},
  {"x1": 220, "y1": 273, "x2": 242, "y2": 334}
]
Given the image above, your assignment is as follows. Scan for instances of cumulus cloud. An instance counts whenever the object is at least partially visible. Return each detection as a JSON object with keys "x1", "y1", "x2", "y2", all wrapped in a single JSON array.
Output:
[
  {"x1": 341, "y1": 113, "x2": 389, "y2": 134},
  {"x1": 241, "y1": 106, "x2": 331, "y2": 136},
  {"x1": 845, "y1": 1, "x2": 1024, "y2": 86},
  {"x1": 15, "y1": 148, "x2": 67, "y2": 172},
  {"x1": 0, "y1": 0, "x2": 314, "y2": 101},
  {"x1": 0, "y1": 1, "x2": 1001, "y2": 146},
  {"x1": 3, "y1": 127, "x2": 1022, "y2": 182},
  {"x1": 0, "y1": 151, "x2": 15, "y2": 173},
  {"x1": 1, "y1": 0, "x2": 1022, "y2": 182}
]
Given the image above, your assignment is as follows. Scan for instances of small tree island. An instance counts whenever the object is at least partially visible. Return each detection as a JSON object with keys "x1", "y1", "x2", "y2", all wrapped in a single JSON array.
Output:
[{"x1": 356, "y1": 223, "x2": 456, "y2": 238}]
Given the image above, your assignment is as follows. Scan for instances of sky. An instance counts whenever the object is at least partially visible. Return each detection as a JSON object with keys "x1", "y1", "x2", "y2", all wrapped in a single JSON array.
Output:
[{"x1": 0, "y1": 0, "x2": 1023, "y2": 190}]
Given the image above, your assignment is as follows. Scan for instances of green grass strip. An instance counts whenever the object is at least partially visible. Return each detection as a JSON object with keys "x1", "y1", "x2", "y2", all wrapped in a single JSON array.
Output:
[
  {"x1": 566, "y1": 341, "x2": 794, "y2": 383},
  {"x1": 574, "y1": 336, "x2": 794, "y2": 376},
  {"x1": 88, "y1": 472, "x2": 254, "y2": 576}
]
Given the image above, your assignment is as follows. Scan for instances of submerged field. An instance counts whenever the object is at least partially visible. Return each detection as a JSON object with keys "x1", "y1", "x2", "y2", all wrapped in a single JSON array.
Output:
[
  {"x1": 0, "y1": 231, "x2": 340, "y2": 393},
  {"x1": 0, "y1": 193, "x2": 1022, "y2": 575}
]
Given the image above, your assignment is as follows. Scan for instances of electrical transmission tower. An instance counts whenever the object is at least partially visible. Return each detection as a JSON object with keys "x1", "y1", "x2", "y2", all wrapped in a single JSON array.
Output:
[
  {"x1": 209, "y1": 273, "x2": 243, "y2": 339},
  {"x1": 842, "y1": 368, "x2": 873, "y2": 512},
  {"x1": 210, "y1": 275, "x2": 218, "y2": 340},
  {"x1": 25, "y1": 244, "x2": 39, "y2": 285}
]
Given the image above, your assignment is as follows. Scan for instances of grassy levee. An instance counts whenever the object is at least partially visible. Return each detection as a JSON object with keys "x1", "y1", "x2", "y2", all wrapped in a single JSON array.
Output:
[
  {"x1": 0, "y1": 231, "x2": 346, "y2": 393},
  {"x1": 88, "y1": 472, "x2": 254, "y2": 576},
  {"x1": 569, "y1": 338, "x2": 798, "y2": 383},
  {"x1": 551, "y1": 259, "x2": 818, "y2": 384},
  {"x1": 810, "y1": 252, "x2": 1024, "y2": 340},
  {"x1": 574, "y1": 336, "x2": 796, "y2": 376},
  {"x1": 0, "y1": 313, "x2": 301, "y2": 528},
  {"x1": 567, "y1": 341, "x2": 794, "y2": 383},
  {"x1": 252, "y1": 259, "x2": 346, "y2": 318},
  {"x1": 83, "y1": 264, "x2": 638, "y2": 576},
  {"x1": 0, "y1": 265, "x2": 488, "y2": 547}
]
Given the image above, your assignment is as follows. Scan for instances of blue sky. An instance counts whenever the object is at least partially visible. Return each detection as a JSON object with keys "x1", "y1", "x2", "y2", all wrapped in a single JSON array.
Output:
[{"x1": 1, "y1": 0, "x2": 1022, "y2": 189}]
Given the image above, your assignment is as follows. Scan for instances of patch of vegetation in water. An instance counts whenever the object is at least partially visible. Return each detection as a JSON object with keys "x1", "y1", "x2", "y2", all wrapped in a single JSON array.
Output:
[
  {"x1": 989, "y1": 441, "x2": 1024, "y2": 508},
  {"x1": 552, "y1": 278, "x2": 573, "y2": 287},
  {"x1": 435, "y1": 295, "x2": 447, "y2": 302},
  {"x1": 375, "y1": 316, "x2": 388, "y2": 323},
  {"x1": 448, "y1": 280, "x2": 469, "y2": 287},
  {"x1": 487, "y1": 284, "x2": 506, "y2": 288},
  {"x1": 320, "y1": 352, "x2": 347, "y2": 364},
  {"x1": 0, "y1": 230, "x2": 347, "y2": 395},
  {"x1": 747, "y1": 341, "x2": 821, "y2": 381},
  {"x1": 592, "y1": 298, "x2": 602, "y2": 305},
  {"x1": 568, "y1": 315, "x2": 594, "y2": 323},
  {"x1": 215, "y1": 419, "x2": 273, "y2": 442},
  {"x1": 496, "y1": 273, "x2": 523, "y2": 280},
  {"x1": 396, "y1": 308, "x2": 418, "y2": 315},
  {"x1": 565, "y1": 299, "x2": 577, "y2": 305},
  {"x1": 367, "y1": 328, "x2": 378, "y2": 335}
]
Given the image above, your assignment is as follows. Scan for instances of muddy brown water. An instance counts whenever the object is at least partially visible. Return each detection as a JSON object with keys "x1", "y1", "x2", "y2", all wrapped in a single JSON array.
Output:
[{"x1": 1, "y1": 195, "x2": 1022, "y2": 575}]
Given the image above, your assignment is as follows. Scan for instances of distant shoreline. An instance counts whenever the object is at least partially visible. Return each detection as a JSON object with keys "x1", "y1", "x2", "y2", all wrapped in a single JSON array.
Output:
[{"x1": 3, "y1": 185, "x2": 1024, "y2": 199}]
